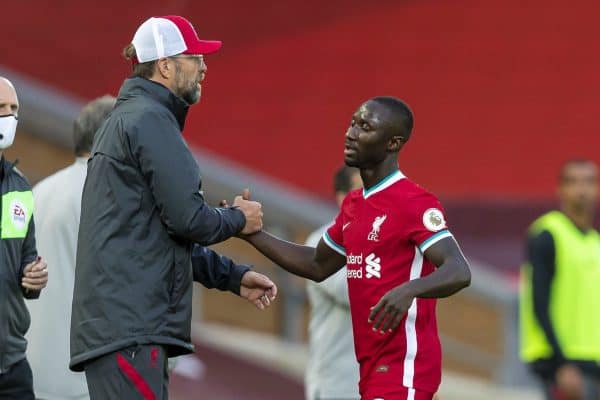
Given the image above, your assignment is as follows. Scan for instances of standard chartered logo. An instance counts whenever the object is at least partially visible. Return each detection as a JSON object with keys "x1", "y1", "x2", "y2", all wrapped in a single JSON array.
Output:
[
  {"x1": 346, "y1": 252, "x2": 381, "y2": 279},
  {"x1": 346, "y1": 253, "x2": 363, "y2": 265},
  {"x1": 365, "y1": 253, "x2": 381, "y2": 279}
]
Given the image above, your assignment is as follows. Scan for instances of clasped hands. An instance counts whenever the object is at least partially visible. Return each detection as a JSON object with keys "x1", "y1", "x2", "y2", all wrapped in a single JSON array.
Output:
[{"x1": 221, "y1": 188, "x2": 263, "y2": 235}]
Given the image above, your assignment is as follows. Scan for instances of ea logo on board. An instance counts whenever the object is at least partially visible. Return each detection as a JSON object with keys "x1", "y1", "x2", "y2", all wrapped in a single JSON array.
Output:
[{"x1": 10, "y1": 201, "x2": 27, "y2": 230}]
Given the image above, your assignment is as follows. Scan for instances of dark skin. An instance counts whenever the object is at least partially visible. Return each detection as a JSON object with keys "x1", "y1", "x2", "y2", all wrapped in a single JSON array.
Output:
[
  {"x1": 558, "y1": 161, "x2": 597, "y2": 231},
  {"x1": 244, "y1": 98, "x2": 471, "y2": 333}
]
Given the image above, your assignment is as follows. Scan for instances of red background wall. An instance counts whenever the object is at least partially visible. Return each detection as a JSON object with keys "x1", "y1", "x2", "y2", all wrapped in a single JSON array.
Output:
[{"x1": 5, "y1": 0, "x2": 599, "y2": 199}]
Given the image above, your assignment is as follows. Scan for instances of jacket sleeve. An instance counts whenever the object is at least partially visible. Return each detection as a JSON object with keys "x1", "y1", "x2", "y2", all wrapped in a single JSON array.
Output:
[
  {"x1": 191, "y1": 244, "x2": 250, "y2": 295},
  {"x1": 131, "y1": 112, "x2": 246, "y2": 245},
  {"x1": 528, "y1": 230, "x2": 565, "y2": 363},
  {"x1": 20, "y1": 216, "x2": 40, "y2": 299}
]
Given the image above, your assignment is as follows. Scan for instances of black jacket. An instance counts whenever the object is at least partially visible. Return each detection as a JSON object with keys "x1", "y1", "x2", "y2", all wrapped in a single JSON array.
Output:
[
  {"x1": 0, "y1": 158, "x2": 39, "y2": 373},
  {"x1": 70, "y1": 77, "x2": 247, "y2": 371}
]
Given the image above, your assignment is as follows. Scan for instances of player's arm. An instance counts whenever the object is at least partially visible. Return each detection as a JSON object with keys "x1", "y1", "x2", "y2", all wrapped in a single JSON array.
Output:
[
  {"x1": 407, "y1": 237, "x2": 471, "y2": 298},
  {"x1": 305, "y1": 229, "x2": 350, "y2": 306},
  {"x1": 369, "y1": 237, "x2": 470, "y2": 332},
  {"x1": 369, "y1": 236, "x2": 470, "y2": 332},
  {"x1": 243, "y1": 231, "x2": 346, "y2": 282}
]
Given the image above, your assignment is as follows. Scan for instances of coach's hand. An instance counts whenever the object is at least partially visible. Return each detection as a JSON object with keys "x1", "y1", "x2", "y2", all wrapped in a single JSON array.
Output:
[
  {"x1": 368, "y1": 284, "x2": 414, "y2": 333},
  {"x1": 22, "y1": 257, "x2": 48, "y2": 291},
  {"x1": 240, "y1": 271, "x2": 278, "y2": 310},
  {"x1": 234, "y1": 189, "x2": 263, "y2": 235},
  {"x1": 556, "y1": 364, "x2": 584, "y2": 400}
]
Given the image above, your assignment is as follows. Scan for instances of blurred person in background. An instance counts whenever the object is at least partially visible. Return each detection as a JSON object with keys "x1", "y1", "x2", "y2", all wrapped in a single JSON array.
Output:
[
  {"x1": 243, "y1": 96, "x2": 471, "y2": 400},
  {"x1": 0, "y1": 77, "x2": 48, "y2": 400},
  {"x1": 520, "y1": 159, "x2": 600, "y2": 400},
  {"x1": 26, "y1": 95, "x2": 116, "y2": 400},
  {"x1": 69, "y1": 16, "x2": 275, "y2": 399},
  {"x1": 305, "y1": 165, "x2": 361, "y2": 400}
]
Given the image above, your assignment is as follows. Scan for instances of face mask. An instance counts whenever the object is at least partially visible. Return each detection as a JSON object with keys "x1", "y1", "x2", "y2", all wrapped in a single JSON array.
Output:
[{"x1": 0, "y1": 115, "x2": 18, "y2": 149}]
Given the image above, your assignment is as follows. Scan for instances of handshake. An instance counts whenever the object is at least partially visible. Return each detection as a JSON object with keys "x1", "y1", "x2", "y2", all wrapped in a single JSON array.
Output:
[{"x1": 221, "y1": 188, "x2": 263, "y2": 235}]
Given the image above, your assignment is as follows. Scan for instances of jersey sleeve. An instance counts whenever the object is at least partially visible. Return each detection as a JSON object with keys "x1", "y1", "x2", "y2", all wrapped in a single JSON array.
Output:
[
  {"x1": 406, "y1": 192, "x2": 454, "y2": 253},
  {"x1": 323, "y1": 206, "x2": 346, "y2": 256}
]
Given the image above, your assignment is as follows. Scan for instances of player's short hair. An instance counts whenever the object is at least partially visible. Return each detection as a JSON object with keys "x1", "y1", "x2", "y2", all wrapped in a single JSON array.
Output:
[
  {"x1": 333, "y1": 165, "x2": 358, "y2": 194},
  {"x1": 559, "y1": 158, "x2": 598, "y2": 183},
  {"x1": 73, "y1": 95, "x2": 116, "y2": 157},
  {"x1": 371, "y1": 96, "x2": 414, "y2": 142},
  {"x1": 123, "y1": 44, "x2": 157, "y2": 79}
]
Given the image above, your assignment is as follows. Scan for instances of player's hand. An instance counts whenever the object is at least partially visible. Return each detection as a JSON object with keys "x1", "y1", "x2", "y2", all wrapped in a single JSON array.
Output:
[
  {"x1": 233, "y1": 188, "x2": 263, "y2": 235},
  {"x1": 22, "y1": 256, "x2": 48, "y2": 291},
  {"x1": 240, "y1": 271, "x2": 277, "y2": 310},
  {"x1": 368, "y1": 284, "x2": 414, "y2": 333},
  {"x1": 555, "y1": 364, "x2": 584, "y2": 400}
]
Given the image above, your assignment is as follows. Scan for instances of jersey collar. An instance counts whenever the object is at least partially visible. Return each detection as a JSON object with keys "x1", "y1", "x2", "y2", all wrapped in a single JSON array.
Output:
[{"x1": 363, "y1": 169, "x2": 406, "y2": 199}]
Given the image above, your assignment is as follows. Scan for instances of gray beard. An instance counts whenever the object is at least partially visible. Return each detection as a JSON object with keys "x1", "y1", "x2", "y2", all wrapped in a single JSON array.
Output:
[{"x1": 181, "y1": 88, "x2": 200, "y2": 105}]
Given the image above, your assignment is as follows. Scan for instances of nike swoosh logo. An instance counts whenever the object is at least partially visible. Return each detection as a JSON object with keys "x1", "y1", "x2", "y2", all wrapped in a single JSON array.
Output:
[{"x1": 343, "y1": 222, "x2": 351, "y2": 231}]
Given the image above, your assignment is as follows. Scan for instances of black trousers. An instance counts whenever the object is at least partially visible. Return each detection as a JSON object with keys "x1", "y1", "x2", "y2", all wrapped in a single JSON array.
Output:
[
  {"x1": 84, "y1": 345, "x2": 169, "y2": 400},
  {"x1": 0, "y1": 358, "x2": 34, "y2": 400}
]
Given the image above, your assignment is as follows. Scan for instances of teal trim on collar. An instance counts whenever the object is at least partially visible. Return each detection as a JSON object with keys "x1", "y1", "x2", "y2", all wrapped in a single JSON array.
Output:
[{"x1": 362, "y1": 169, "x2": 405, "y2": 199}]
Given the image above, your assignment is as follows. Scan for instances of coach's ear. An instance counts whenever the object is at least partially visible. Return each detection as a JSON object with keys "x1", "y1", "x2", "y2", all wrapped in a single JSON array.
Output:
[
  {"x1": 388, "y1": 135, "x2": 406, "y2": 152},
  {"x1": 156, "y1": 57, "x2": 174, "y2": 80}
]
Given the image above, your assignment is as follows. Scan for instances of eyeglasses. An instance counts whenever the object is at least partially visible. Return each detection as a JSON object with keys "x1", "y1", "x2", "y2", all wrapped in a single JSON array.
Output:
[{"x1": 171, "y1": 55, "x2": 205, "y2": 66}]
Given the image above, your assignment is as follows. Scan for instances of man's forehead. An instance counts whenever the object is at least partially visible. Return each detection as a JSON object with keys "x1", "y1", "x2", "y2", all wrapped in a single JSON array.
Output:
[
  {"x1": 563, "y1": 162, "x2": 598, "y2": 178},
  {"x1": 354, "y1": 101, "x2": 385, "y2": 124},
  {"x1": 0, "y1": 78, "x2": 18, "y2": 103}
]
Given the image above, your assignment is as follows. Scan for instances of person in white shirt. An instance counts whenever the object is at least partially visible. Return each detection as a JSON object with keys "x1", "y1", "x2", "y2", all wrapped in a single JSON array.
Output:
[
  {"x1": 305, "y1": 165, "x2": 362, "y2": 400},
  {"x1": 25, "y1": 95, "x2": 116, "y2": 400}
]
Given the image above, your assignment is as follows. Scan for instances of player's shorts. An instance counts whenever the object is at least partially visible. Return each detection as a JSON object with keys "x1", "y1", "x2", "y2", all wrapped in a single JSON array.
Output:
[{"x1": 362, "y1": 386, "x2": 434, "y2": 400}]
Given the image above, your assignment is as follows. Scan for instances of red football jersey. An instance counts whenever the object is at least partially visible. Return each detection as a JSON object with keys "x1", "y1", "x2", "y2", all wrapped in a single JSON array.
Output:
[{"x1": 323, "y1": 170, "x2": 453, "y2": 397}]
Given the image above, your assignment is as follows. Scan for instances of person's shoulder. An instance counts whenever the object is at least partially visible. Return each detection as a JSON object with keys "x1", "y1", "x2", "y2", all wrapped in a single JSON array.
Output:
[
  {"x1": 114, "y1": 94, "x2": 170, "y2": 122},
  {"x1": 528, "y1": 228, "x2": 554, "y2": 244},
  {"x1": 125, "y1": 102, "x2": 170, "y2": 122},
  {"x1": 341, "y1": 188, "x2": 363, "y2": 207},
  {"x1": 33, "y1": 163, "x2": 80, "y2": 195},
  {"x1": 127, "y1": 103, "x2": 178, "y2": 137},
  {"x1": 367, "y1": 177, "x2": 435, "y2": 205},
  {"x1": 7, "y1": 163, "x2": 32, "y2": 189},
  {"x1": 398, "y1": 178, "x2": 439, "y2": 199},
  {"x1": 399, "y1": 179, "x2": 444, "y2": 209},
  {"x1": 338, "y1": 189, "x2": 363, "y2": 216}
]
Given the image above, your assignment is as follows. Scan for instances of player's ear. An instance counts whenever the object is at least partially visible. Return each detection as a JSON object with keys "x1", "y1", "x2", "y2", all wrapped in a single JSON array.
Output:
[{"x1": 388, "y1": 135, "x2": 406, "y2": 152}]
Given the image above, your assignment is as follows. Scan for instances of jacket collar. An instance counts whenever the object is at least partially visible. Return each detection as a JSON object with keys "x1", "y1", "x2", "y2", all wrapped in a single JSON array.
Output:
[
  {"x1": 116, "y1": 77, "x2": 190, "y2": 130},
  {"x1": 0, "y1": 156, "x2": 12, "y2": 181}
]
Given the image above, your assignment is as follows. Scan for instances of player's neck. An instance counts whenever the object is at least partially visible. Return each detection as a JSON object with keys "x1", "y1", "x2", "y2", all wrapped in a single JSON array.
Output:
[
  {"x1": 561, "y1": 205, "x2": 594, "y2": 232},
  {"x1": 360, "y1": 159, "x2": 398, "y2": 191}
]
